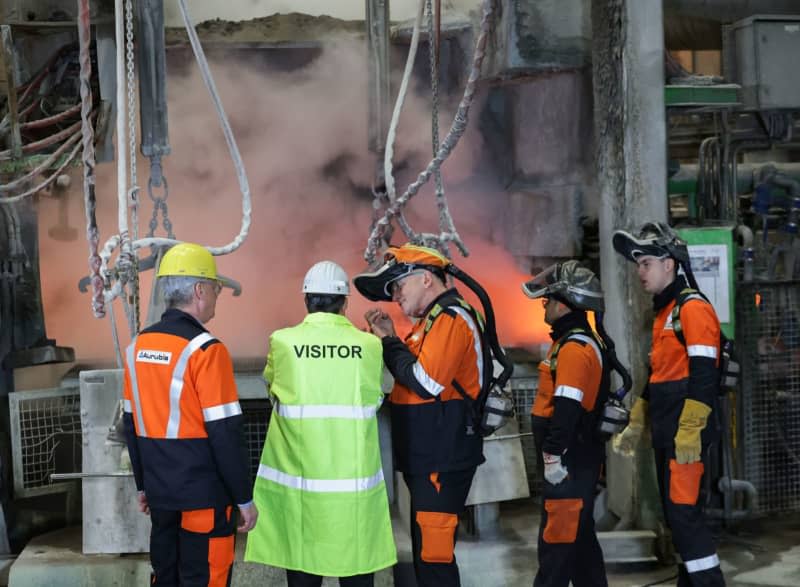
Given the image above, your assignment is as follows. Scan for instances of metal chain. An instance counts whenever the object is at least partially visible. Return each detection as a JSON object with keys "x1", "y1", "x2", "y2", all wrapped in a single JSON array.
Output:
[
  {"x1": 125, "y1": 0, "x2": 138, "y2": 208},
  {"x1": 147, "y1": 177, "x2": 174, "y2": 239},
  {"x1": 125, "y1": 0, "x2": 141, "y2": 332}
]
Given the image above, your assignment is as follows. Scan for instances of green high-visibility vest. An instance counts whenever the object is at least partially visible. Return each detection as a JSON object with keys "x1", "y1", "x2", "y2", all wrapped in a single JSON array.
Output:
[{"x1": 244, "y1": 312, "x2": 397, "y2": 576}]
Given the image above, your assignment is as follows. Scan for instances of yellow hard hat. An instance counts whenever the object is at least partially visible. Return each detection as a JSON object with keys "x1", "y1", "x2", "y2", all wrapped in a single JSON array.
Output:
[{"x1": 157, "y1": 242, "x2": 218, "y2": 280}]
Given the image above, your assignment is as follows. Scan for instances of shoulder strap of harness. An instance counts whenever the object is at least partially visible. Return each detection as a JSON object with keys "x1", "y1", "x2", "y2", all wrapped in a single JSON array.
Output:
[
  {"x1": 548, "y1": 327, "x2": 605, "y2": 382},
  {"x1": 421, "y1": 295, "x2": 491, "y2": 411},
  {"x1": 548, "y1": 325, "x2": 610, "y2": 438},
  {"x1": 670, "y1": 287, "x2": 709, "y2": 348},
  {"x1": 424, "y1": 296, "x2": 485, "y2": 334}
]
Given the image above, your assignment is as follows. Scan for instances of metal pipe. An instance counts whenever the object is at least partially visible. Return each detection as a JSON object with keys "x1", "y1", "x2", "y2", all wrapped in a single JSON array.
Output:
[
  {"x1": 669, "y1": 163, "x2": 800, "y2": 194},
  {"x1": 664, "y1": 0, "x2": 799, "y2": 21},
  {"x1": 51, "y1": 472, "x2": 133, "y2": 480},
  {"x1": 0, "y1": 119, "x2": 82, "y2": 160},
  {"x1": 136, "y1": 0, "x2": 171, "y2": 185},
  {"x1": 704, "y1": 477, "x2": 758, "y2": 521},
  {"x1": 19, "y1": 102, "x2": 81, "y2": 130}
]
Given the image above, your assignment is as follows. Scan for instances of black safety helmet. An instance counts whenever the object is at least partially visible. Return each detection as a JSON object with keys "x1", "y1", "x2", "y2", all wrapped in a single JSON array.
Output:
[
  {"x1": 353, "y1": 244, "x2": 449, "y2": 302},
  {"x1": 521, "y1": 260, "x2": 605, "y2": 313},
  {"x1": 612, "y1": 222, "x2": 690, "y2": 266}
]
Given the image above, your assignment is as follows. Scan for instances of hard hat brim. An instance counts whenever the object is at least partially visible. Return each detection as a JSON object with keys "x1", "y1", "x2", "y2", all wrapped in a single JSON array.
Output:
[
  {"x1": 354, "y1": 262, "x2": 417, "y2": 302},
  {"x1": 612, "y1": 230, "x2": 669, "y2": 262}
]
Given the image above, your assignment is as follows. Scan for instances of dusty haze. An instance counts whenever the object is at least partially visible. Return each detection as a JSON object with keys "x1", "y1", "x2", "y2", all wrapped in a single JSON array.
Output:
[{"x1": 36, "y1": 40, "x2": 549, "y2": 366}]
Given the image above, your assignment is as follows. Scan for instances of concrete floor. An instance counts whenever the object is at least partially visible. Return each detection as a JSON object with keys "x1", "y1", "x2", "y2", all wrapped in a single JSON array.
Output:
[{"x1": 7, "y1": 500, "x2": 800, "y2": 586}]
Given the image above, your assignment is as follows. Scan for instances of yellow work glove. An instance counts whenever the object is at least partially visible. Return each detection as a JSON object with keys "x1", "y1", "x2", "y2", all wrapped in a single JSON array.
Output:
[
  {"x1": 674, "y1": 399, "x2": 711, "y2": 464},
  {"x1": 612, "y1": 397, "x2": 648, "y2": 457}
]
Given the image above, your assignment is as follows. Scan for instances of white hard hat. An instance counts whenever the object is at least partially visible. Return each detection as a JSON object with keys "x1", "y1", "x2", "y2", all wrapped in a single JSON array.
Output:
[{"x1": 303, "y1": 261, "x2": 350, "y2": 295}]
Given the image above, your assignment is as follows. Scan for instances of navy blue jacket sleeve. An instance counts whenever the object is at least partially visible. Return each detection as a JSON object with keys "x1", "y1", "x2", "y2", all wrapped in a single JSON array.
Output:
[
  {"x1": 381, "y1": 335, "x2": 436, "y2": 399},
  {"x1": 123, "y1": 413, "x2": 145, "y2": 491},
  {"x1": 206, "y1": 416, "x2": 253, "y2": 506}
]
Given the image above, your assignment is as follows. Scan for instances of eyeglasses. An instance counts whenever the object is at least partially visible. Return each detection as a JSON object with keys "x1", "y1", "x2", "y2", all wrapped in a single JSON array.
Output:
[{"x1": 390, "y1": 270, "x2": 424, "y2": 295}]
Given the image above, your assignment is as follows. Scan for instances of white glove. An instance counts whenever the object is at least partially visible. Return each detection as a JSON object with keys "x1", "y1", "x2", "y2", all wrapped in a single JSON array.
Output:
[{"x1": 543, "y1": 452, "x2": 568, "y2": 485}]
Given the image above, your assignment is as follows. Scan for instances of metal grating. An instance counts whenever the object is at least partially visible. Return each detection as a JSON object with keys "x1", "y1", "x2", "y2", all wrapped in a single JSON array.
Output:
[
  {"x1": 241, "y1": 400, "x2": 271, "y2": 480},
  {"x1": 9, "y1": 388, "x2": 82, "y2": 497},
  {"x1": 509, "y1": 376, "x2": 541, "y2": 499},
  {"x1": 241, "y1": 384, "x2": 546, "y2": 499},
  {"x1": 737, "y1": 281, "x2": 800, "y2": 514}
]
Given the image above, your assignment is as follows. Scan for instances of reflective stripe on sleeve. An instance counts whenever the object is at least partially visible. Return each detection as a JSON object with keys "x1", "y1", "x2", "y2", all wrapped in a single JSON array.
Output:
[
  {"x1": 275, "y1": 402, "x2": 379, "y2": 420},
  {"x1": 412, "y1": 362, "x2": 445, "y2": 396},
  {"x1": 123, "y1": 399, "x2": 132, "y2": 414},
  {"x1": 166, "y1": 332, "x2": 215, "y2": 438},
  {"x1": 684, "y1": 554, "x2": 720, "y2": 573},
  {"x1": 202, "y1": 400, "x2": 242, "y2": 422},
  {"x1": 257, "y1": 464, "x2": 384, "y2": 493},
  {"x1": 687, "y1": 344, "x2": 718, "y2": 359},
  {"x1": 554, "y1": 385, "x2": 584, "y2": 402},
  {"x1": 126, "y1": 338, "x2": 147, "y2": 437}
]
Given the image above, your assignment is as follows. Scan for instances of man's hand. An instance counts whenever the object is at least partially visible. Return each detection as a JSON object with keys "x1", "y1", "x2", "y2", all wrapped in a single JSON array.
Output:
[
  {"x1": 237, "y1": 502, "x2": 258, "y2": 533},
  {"x1": 543, "y1": 453, "x2": 569, "y2": 485},
  {"x1": 137, "y1": 491, "x2": 150, "y2": 515},
  {"x1": 364, "y1": 308, "x2": 396, "y2": 338}
]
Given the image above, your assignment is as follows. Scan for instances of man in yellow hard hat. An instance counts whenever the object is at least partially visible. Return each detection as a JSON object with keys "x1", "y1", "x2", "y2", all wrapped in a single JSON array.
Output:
[
  {"x1": 122, "y1": 242, "x2": 257, "y2": 586},
  {"x1": 355, "y1": 244, "x2": 486, "y2": 587}
]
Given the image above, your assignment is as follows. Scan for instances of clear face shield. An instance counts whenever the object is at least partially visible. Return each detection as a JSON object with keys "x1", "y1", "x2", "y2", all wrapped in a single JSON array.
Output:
[{"x1": 521, "y1": 264, "x2": 559, "y2": 299}]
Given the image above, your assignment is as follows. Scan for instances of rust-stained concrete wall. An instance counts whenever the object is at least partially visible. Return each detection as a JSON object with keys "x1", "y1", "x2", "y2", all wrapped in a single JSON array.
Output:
[{"x1": 592, "y1": 0, "x2": 668, "y2": 532}]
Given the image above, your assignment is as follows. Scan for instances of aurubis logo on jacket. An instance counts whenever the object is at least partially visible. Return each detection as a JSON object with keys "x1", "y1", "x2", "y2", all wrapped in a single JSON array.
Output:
[{"x1": 136, "y1": 349, "x2": 172, "y2": 364}]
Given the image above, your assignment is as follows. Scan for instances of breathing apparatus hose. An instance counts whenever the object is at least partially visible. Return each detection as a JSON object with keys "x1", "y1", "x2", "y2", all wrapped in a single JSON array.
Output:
[
  {"x1": 445, "y1": 264, "x2": 514, "y2": 387},
  {"x1": 680, "y1": 258, "x2": 701, "y2": 291},
  {"x1": 595, "y1": 311, "x2": 633, "y2": 399}
]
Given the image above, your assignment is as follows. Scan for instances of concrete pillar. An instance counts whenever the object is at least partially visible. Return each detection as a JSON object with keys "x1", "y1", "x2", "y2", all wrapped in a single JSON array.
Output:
[{"x1": 591, "y1": 0, "x2": 667, "y2": 531}]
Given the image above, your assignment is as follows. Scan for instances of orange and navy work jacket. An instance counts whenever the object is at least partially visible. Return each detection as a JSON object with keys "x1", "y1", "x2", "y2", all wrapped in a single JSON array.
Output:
[
  {"x1": 383, "y1": 289, "x2": 485, "y2": 474},
  {"x1": 123, "y1": 309, "x2": 252, "y2": 510},
  {"x1": 531, "y1": 312, "x2": 607, "y2": 458},
  {"x1": 643, "y1": 277, "x2": 721, "y2": 448}
]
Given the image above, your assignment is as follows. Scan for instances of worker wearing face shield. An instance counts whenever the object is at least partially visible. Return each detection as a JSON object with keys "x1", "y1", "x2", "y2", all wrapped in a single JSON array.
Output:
[
  {"x1": 355, "y1": 244, "x2": 487, "y2": 587},
  {"x1": 613, "y1": 222, "x2": 725, "y2": 587},
  {"x1": 522, "y1": 260, "x2": 610, "y2": 587},
  {"x1": 245, "y1": 261, "x2": 396, "y2": 587}
]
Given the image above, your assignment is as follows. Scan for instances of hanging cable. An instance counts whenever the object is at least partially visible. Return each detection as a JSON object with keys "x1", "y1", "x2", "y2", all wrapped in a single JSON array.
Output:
[
  {"x1": 424, "y1": 0, "x2": 467, "y2": 258},
  {"x1": 96, "y1": 0, "x2": 255, "y2": 289},
  {"x1": 0, "y1": 130, "x2": 81, "y2": 194},
  {"x1": 92, "y1": 0, "x2": 255, "y2": 321},
  {"x1": 0, "y1": 139, "x2": 82, "y2": 204},
  {"x1": 383, "y1": 0, "x2": 425, "y2": 207},
  {"x1": 76, "y1": 0, "x2": 104, "y2": 319},
  {"x1": 365, "y1": 0, "x2": 494, "y2": 263},
  {"x1": 0, "y1": 119, "x2": 82, "y2": 160},
  {"x1": 172, "y1": 0, "x2": 251, "y2": 256}
]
